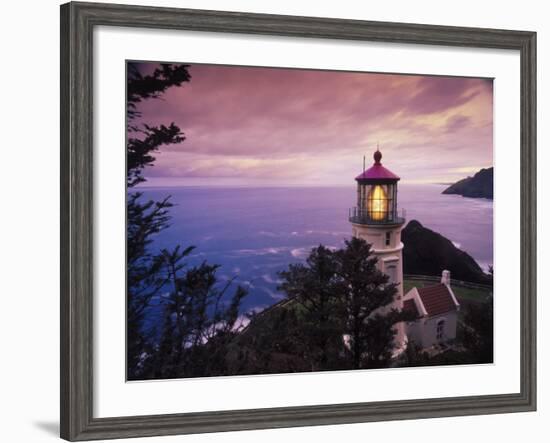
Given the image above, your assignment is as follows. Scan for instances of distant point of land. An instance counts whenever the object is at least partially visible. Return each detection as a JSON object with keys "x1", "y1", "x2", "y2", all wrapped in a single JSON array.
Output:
[{"x1": 442, "y1": 167, "x2": 493, "y2": 199}]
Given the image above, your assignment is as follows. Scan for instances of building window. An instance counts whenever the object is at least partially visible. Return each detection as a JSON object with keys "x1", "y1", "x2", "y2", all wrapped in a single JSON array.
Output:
[
  {"x1": 385, "y1": 232, "x2": 391, "y2": 246},
  {"x1": 436, "y1": 319, "x2": 445, "y2": 342}
]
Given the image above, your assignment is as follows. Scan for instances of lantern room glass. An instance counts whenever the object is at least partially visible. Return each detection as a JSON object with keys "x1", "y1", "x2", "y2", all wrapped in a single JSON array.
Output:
[
  {"x1": 356, "y1": 182, "x2": 398, "y2": 223},
  {"x1": 367, "y1": 185, "x2": 388, "y2": 220}
]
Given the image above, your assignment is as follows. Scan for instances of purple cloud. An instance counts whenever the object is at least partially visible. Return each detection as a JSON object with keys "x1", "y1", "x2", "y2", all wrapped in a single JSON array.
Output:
[{"x1": 130, "y1": 62, "x2": 493, "y2": 186}]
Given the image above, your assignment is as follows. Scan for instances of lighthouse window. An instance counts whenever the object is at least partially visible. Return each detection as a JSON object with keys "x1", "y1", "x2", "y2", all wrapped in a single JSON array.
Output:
[{"x1": 385, "y1": 232, "x2": 391, "y2": 246}]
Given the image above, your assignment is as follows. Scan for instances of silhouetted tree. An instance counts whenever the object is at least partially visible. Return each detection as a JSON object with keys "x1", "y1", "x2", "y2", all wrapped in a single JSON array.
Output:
[
  {"x1": 274, "y1": 239, "x2": 404, "y2": 372},
  {"x1": 127, "y1": 63, "x2": 191, "y2": 119},
  {"x1": 461, "y1": 300, "x2": 494, "y2": 363},
  {"x1": 127, "y1": 62, "x2": 191, "y2": 186},
  {"x1": 126, "y1": 63, "x2": 192, "y2": 378},
  {"x1": 229, "y1": 304, "x2": 315, "y2": 375},
  {"x1": 278, "y1": 246, "x2": 345, "y2": 370},
  {"x1": 126, "y1": 62, "x2": 248, "y2": 380},
  {"x1": 146, "y1": 248, "x2": 247, "y2": 379},
  {"x1": 335, "y1": 238, "x2": 400, "y2": 369}
]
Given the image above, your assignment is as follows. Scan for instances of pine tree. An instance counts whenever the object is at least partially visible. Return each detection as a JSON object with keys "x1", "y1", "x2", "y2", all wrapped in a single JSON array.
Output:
[
  {"x1": 461, "y1": 301, "x2": 494, "y2": 363},
  {"x1": 278, "y1": 245, "x2": 345, "y2": 370},
  {"x1": 335, "y1": 237, "x2": 400, "y2": 369},
  {"x1": 126, "y1": 62, "x2": 192, "y2": 379},
  {"x1": 275, "y1": 238, "x2": 405, "y2": 372},
  {"x1": 125, "y1": 62, "x2": 248, "y2": 379}
]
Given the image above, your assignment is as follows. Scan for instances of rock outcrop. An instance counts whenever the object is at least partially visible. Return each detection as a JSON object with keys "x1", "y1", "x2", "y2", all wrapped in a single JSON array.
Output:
[
  {"x1": 442, "y1": 167, "x2": 493, "y2": 199},
  {"x1": 402, "y1": 220, "x2": 491, "y2": 285}
]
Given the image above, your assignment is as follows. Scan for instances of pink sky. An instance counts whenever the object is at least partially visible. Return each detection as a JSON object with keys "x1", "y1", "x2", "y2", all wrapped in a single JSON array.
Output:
[{"x1": 133, "y1": 62, "x2": 493, "y2": 187}]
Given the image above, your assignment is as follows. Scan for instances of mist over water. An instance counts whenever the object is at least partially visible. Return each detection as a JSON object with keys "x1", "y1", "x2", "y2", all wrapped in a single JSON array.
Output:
[{"x1": 136, "y1": 184, "x2": 493, "y2": 313}]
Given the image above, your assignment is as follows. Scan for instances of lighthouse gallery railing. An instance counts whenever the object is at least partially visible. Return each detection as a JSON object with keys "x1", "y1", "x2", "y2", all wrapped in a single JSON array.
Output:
[{"x1": 348, "y1": 207, "x2": 406, "y2": 225}]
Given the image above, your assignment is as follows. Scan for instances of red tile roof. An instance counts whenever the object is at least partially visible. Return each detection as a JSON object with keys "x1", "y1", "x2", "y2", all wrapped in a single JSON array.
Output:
[
  {"x1": 403, "y1": 299, "x2": 419, "y2": 317},
  {"x1": 417, "y1": 284, "x2": 457, "y2": 317}
]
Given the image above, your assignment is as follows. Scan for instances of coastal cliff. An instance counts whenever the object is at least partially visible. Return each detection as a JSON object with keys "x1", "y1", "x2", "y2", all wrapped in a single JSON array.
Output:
[
  {"x1": 402, "y1": 220, "x2": 491, "y2": 285},
  {"x1": 442, "y1": 167, "x2": 493, "y2": 199}
]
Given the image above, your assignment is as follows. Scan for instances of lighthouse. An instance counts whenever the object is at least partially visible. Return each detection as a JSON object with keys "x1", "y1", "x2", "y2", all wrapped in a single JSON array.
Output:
[{"x1": 349, "y1": 148, "x2": 406, "y2": 349}]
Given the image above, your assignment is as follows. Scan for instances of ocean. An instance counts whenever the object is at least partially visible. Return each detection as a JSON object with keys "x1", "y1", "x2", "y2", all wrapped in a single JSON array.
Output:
[{"x1": 134, "y1": 184, "x2": 493, "y2": 315}]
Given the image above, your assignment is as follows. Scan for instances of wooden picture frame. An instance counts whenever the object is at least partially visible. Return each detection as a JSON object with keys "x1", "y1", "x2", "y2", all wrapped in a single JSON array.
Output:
[{"x1": 60, "y1": 1, "x2": 536, "y2": 440}]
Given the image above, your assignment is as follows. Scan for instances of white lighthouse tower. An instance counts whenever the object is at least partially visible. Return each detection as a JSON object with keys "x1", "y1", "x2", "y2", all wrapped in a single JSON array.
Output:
[{"x1": 349, "y1": 148, "x2": 406, "y2": 349}]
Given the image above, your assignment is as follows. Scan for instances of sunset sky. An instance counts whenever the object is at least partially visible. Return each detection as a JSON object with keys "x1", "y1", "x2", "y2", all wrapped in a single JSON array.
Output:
[{"x1": 133, "y1": 62, "x2": 493, "y2": 187}]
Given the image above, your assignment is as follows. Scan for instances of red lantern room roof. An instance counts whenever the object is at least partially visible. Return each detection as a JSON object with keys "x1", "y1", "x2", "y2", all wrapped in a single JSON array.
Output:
[{"x1": 355, "y1": 149, "x2": 400, "y2": 182}]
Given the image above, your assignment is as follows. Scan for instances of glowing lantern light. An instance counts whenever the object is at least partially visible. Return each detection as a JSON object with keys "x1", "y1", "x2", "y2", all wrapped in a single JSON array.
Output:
[
  {"x1": 367, "y1": 185, "x2": 388, "y2": 221},
  {"x1": 351, "y1": 148, "x2": 401, "y2": 225}
]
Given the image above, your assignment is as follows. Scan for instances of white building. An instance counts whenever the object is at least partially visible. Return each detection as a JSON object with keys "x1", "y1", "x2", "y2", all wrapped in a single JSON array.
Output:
[
  {"x1": 403, "y1": 270, "x2": 460, "y2": 349},
  {"x1": 349, "y1": 150, "x2": 460, "y2": 353}
]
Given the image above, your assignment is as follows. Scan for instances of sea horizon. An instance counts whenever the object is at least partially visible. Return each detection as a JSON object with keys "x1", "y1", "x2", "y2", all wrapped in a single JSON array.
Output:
[
  {"x1": 133, "y1": 182, "x2": 476, "y2": 191},
  {"x1": 134, "y1": 183, "x2": 493, "y2": 318}
]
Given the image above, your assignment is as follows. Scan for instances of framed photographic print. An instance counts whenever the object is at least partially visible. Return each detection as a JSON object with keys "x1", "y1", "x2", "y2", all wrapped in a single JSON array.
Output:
[{"x1": 60, "y1": 1, "x2": 536, "y2": 441}]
